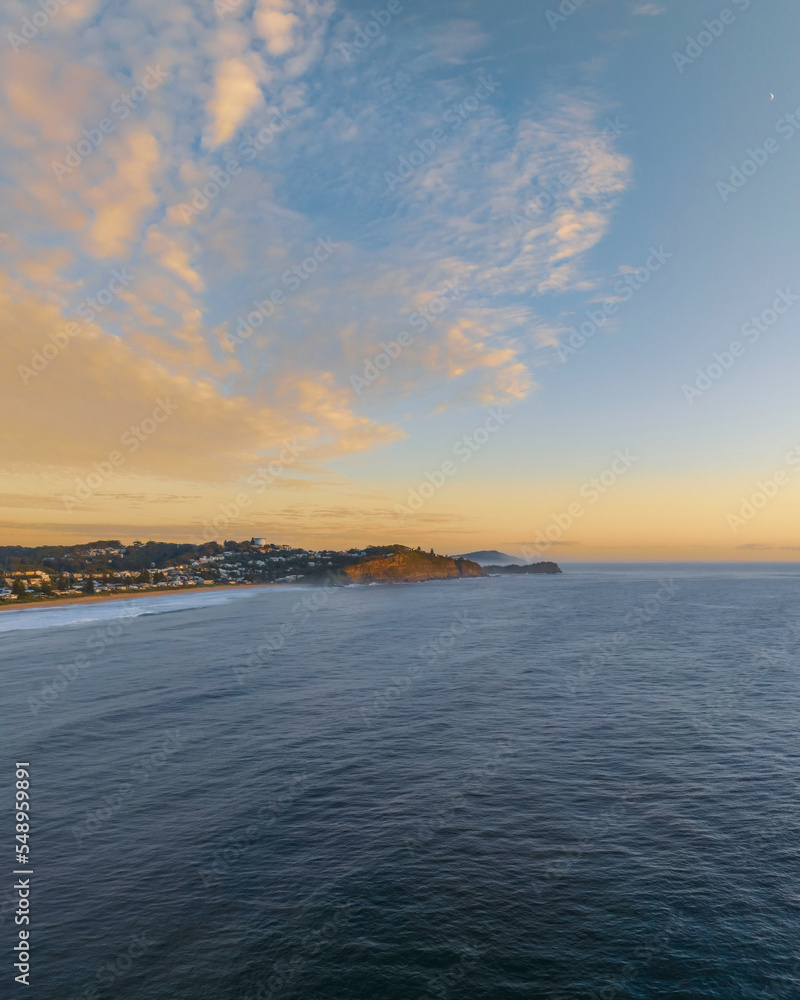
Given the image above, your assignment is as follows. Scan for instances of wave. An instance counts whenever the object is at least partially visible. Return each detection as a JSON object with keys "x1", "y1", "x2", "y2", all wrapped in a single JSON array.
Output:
[{"x1": 0, "y1": 587, "x2": 263, "y2": 634}]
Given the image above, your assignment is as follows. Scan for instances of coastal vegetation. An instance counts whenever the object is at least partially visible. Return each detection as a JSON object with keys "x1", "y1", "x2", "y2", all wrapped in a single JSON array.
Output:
[
  {"x1": 0, "y1": 540, "x2": 560, "y2": 604},
  {"x1": 339, "y1": 547, "x2": 484, "y2": 584}
]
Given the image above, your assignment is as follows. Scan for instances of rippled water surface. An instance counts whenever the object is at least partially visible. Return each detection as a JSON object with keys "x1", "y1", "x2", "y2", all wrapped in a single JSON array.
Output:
[{"x1": 2, "y1": 565, "x2": 799, "y2": 999}]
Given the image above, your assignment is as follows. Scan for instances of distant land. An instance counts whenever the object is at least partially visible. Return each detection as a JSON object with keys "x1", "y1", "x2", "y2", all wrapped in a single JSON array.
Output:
[
  {"x1": 0, "y1": 539, "x2": 560, "y2": 604},
  {"x1": 455, "y1": 550, "x2": 526, "y2": 566}
]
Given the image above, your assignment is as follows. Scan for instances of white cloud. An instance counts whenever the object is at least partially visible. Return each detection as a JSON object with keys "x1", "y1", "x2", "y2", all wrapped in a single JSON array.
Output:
[
  {"x1": 254, "y1": 0, "x2": 300, "y2": 55},
  {"x1": 85, "y1": 131, "x2": 161, "y2": 258},
  {"x1": 0, "y1": 0, "x2": 634, "y2": 508},
  {"x1": 205, "y1": 57, "x2": 265, "y2": 148}
]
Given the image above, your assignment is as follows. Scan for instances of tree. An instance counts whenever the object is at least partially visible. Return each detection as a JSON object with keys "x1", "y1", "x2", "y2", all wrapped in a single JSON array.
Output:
[
  {"x1": 83, "y1": 577, "x2": 95, "y2": 594},
  {"x1": 56, "y1": 576, "x2": 70, "y2": 591},
  {"x1": 40, "y1": 579, "x2": 54, "y2": 596},
  {"x1": 137, "y1": 568, "x2": 151, "y2": 584},
  {"x1": 153, "y1": 570, "x2": 166, "y2": 583},
  {"x1": 11, "y1": 578, "x2": 26, "y2": 598}
]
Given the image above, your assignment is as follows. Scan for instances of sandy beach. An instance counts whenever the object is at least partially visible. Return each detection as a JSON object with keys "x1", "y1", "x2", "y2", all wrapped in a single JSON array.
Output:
[{"x1": 2, "y1": 582, "x2": 274, "y2": 613}]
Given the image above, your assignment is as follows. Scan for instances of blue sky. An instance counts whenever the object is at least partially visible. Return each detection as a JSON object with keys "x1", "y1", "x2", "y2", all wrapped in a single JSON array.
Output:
[{"x1": 1, "y1": 0, "x2": 798, "y2": 556}]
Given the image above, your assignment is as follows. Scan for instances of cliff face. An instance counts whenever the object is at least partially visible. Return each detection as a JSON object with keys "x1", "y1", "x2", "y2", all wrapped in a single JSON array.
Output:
[{"x1": 342, "y1": 549, "x2": 483, "y2": 584}]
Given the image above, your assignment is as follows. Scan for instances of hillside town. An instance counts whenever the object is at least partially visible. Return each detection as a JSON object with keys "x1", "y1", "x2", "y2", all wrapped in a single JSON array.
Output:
[{"x1": 0, "y1": 538, "x2": 375, "y2": 602}]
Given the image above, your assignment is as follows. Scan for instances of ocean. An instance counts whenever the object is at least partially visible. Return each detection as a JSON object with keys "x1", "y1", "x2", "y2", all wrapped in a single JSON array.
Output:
[{"x1": 2, "y1": 564, "x2": 799, "y2": 999}]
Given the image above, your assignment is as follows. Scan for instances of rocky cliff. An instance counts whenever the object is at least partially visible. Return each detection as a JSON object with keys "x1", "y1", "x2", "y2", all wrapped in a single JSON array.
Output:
[{"x1": 341, "y1": 548, "x2": 484, "y2": 584}]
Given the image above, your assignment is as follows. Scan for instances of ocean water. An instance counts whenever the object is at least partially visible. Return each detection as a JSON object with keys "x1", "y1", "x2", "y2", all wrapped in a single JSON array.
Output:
[{"x1": 2, "y1": 565, "x2": 800, "y2": 999}]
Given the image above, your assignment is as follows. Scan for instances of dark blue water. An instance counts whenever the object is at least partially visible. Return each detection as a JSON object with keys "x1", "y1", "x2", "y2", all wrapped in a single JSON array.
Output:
[{"x1": 2, "y1": 565, "x2": 800, "y2": 999}]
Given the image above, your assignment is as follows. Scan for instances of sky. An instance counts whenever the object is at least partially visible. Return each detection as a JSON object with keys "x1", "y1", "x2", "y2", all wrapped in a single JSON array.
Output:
[{"x1": 1, "y1": 0, "x2": 798, "y2": 560}]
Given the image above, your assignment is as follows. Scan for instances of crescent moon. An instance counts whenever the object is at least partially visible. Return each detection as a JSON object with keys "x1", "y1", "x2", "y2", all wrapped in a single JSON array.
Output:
[{"x1": 770, "y1": 93, "x2": 774, "y2": 100}]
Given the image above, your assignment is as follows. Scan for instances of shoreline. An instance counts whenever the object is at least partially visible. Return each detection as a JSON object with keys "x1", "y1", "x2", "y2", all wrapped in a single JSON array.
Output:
[
  {"x1": 0, "y1": 582, "x2": 274, "y2": 614},
  {"x1": 0, "y1": 568, "x2": 562, "y2": 616},
  {"x1": 2, "y1": 575, "x2": 486, "y2": 614}
]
